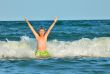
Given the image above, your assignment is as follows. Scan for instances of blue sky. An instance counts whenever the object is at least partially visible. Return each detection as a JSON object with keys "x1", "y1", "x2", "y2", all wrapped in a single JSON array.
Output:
[{"x1": 0, "y1": 0, "x2": 110, "y2": 20}]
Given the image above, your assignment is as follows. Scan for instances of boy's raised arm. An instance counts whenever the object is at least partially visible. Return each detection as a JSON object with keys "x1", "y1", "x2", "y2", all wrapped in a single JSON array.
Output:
[
  {"x1": 45, "y1": 17, "x2": 58, "y2": 37},
  {"x1": 24, "y1": 17, "x2": 39, "y2": 39}
]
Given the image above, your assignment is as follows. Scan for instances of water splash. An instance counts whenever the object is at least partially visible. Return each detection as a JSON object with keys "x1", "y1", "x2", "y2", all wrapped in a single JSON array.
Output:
[{"x1": 0, "y1": 36, "x2": 110, "y2": 59}]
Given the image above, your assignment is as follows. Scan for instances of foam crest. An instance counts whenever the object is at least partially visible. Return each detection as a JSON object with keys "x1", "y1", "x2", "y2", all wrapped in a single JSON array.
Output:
[
  {"x1": 48, "y1": 37, "x2": 110, "y2": 57},
  {"x1": 0, "y1": 36, "x2": 110, "y2": 59},
  {"x1": 0, "y1": 36, "x2": 36, "y2": 59}
]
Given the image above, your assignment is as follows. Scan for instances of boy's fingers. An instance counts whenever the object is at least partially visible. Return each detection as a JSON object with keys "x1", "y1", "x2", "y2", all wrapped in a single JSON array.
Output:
[
  {"x1": 23, "y1": 17, "x2": 27, "y2": 20},
  {"x1": 23, "y1": 16, "x2": 25, "y2": 19},
  {"x1": 55, "y1": 17, "x2": 58, "y2": 19},
  {"x1": 54, "y1": 17, "x2": 58, "y2": 22}
]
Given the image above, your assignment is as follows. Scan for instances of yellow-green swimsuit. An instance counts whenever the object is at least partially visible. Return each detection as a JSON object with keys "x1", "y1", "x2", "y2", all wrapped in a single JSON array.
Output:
[{"x1": 35, "y1": 50, "x2": 50, "y2": 58}]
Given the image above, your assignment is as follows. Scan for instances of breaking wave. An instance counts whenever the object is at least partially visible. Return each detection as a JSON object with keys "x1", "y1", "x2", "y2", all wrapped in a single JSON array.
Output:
[{"x1": 0, "y1": 36, "x2": 110, "y2": 59}]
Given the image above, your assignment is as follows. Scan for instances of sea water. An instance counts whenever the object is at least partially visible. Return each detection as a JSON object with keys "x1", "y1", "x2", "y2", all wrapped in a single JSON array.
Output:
[{"x1": 0, "y1": 20, "x2": 110, "y2": 74}]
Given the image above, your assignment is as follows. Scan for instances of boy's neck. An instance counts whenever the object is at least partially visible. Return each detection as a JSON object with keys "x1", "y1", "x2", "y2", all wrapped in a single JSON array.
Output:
[{"x1": 39, "y1": 35, "x2": 44, "y2": 37}]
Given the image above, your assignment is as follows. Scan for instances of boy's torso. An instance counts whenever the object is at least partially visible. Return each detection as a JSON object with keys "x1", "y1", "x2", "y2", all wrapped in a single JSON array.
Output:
[{"x1": 37, "y1": 36, "x2": 47, "y2": 51}]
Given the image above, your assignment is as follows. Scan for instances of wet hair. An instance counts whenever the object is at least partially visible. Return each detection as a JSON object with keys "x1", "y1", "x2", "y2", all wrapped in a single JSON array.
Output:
[{"x1": 38, "y1": 26, "x2": 45, "y2": 31}]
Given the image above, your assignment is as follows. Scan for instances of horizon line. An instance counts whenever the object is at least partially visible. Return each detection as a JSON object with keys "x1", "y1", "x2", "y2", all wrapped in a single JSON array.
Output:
[
  {"x1": 0, "y1": 18, "x2": 110, "y2": 21},
  {"x1": 0, "y1": 19, "x2": 110, "y2": 22}
]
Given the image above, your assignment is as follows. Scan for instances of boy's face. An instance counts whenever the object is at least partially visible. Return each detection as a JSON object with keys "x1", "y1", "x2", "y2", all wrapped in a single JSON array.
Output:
[{"x1": 39, "y1": 29, "x2": 45, "y2": 36}]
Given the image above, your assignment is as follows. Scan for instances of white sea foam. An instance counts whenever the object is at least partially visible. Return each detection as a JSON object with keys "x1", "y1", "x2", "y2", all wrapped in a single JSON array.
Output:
[{"x1": 0, "y1": 36, "x2": 110, "y2": 59}]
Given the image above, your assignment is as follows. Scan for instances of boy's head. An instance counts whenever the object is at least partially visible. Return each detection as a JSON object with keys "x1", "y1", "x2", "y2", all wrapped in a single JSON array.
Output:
[{"x1": 38, "y1": 26, "x2": 45, "y2": 36}]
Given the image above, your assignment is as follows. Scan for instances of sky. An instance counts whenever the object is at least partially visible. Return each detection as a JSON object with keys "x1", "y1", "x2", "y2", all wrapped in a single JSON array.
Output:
[{"x1": 0, "y1": 0, "x2": 110, "y2": 20}]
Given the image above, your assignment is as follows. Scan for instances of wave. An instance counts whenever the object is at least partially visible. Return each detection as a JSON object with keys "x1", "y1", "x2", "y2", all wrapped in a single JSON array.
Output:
[{"x1": 0, "y1": 36, "x2": 110, "y2": 59}]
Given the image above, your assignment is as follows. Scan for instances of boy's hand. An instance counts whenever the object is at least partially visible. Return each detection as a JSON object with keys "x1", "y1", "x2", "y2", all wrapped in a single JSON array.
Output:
[
  {"x1": 23, "y1": 17, "x2": 28, "y2": 21},
  {"x1": 54, "y1": 17, "x2": 58, "y2": 22}
]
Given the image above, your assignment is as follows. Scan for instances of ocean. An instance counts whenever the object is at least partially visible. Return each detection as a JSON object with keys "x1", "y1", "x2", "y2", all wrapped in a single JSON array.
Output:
[{"x1": 0, "y1": 20, "x2": 110, "y2": 74}]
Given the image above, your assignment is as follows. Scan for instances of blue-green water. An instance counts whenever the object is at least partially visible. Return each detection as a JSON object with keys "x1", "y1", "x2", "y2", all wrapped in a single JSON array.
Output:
[
  {"x1": 0, "y1": 20, "x2": 110, "y2": 74},
  {"x1": 0, "y1": 58, "x2": 110, "y2": 74}
]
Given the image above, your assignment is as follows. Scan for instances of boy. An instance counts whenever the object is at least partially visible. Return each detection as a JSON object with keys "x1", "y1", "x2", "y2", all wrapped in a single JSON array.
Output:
[{"x1": 24, "y1": 17, "x2": 58, "y2": 58}]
